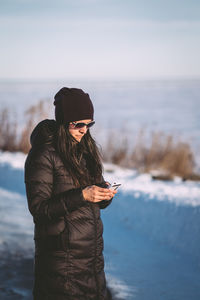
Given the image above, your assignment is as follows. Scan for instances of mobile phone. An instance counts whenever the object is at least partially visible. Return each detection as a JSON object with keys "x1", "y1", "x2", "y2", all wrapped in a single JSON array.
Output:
[{"x1": 109, "y1": 183, "x2": 121, "y2": 190}]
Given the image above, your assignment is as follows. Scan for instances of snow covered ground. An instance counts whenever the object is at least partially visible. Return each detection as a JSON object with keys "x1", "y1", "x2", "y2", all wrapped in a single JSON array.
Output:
[
  {"x1": 1, "y1": 151, "x2": 200, "y2": 206},
  {"x1": 0, "y1": 151, "x2": 200, "y2": 299}
]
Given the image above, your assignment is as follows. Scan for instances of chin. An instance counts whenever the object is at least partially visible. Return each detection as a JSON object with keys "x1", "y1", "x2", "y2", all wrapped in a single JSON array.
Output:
[{"x1": 75, "y1": 137, "x2": 82, "y2": 142}]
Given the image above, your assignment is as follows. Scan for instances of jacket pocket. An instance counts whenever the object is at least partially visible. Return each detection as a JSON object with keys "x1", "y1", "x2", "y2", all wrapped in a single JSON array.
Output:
[
  {"x1": 60, "y1": 217, "x2": 70, "y2": 251},
  {"x1": 34, "y1": 218, "x2": 66, "y2": 239},
  {"x1": 45, "y1": 218, "x2": 66, "y2": 235}
]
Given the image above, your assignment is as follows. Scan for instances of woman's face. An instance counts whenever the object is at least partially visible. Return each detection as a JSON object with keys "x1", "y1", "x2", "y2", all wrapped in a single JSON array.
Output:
[{"x1": 68, "y1": 119, "x2": 92, "y2": 142}]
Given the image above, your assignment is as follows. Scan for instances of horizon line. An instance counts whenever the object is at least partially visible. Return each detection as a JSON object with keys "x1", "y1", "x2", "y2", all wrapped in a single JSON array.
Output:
[{"x1": 0, "y1": 77, "x2": 200, "y2": 84}]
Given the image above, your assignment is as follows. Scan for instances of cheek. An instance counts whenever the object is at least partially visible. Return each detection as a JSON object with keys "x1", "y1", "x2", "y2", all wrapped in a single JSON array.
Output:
[{"x1": 68, "y1": 128, "x2": 76, "y2": 137}]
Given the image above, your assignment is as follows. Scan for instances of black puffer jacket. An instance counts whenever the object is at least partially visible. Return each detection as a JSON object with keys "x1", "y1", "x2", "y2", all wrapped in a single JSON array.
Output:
[{"x1": 24, "y1": 119, "x2": 113, "y2": 300}]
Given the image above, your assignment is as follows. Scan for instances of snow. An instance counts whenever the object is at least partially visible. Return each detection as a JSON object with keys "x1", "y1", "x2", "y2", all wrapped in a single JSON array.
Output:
[
  {"x1": 0, "y1": 151, "x2": 200, "y2": 299},
  {"x1": 1, "y1": 151, "x2": 200, "y2": 207},
  {"x1": 0, "y1": 151, "x2": 26, "y2": 169},
  {"x1": 106, "y1": 274, "x2": 137, "y2": 299},
  {"x1": 0, "y1": 187, "x2": 34, "y2": 254},
  {"x1": 104, "y1": 163, "x2": 200, "y2": 207}
]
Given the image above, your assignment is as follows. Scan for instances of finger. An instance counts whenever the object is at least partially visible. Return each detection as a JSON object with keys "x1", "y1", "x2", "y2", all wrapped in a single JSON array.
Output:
[
  {"x1": 95, "y1": 186, "x2": 111, "y2": 193},
  {"x1": 111, "y1": 190, "x2": 117, "y2": 195},
  {"x1": 94, "y1": 193, "x2": 111, "y2": 200},
  {"x1": 95, "y1": 190, "x2": 114, "y2": 197},
  {"x1": 96, "y1": 188, "x2": 110, "y2": 194},
  {"x1": 109, "y1": 189, "x2": 117, "y2": 194},
  {"x1": 93, "y1": 195, "x2": 113, "y2": 202}
]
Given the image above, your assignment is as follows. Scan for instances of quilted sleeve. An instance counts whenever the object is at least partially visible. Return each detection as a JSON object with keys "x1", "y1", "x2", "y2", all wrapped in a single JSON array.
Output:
[{"x1": 24, "y1": 148, "x2": 87, "y2": 222}]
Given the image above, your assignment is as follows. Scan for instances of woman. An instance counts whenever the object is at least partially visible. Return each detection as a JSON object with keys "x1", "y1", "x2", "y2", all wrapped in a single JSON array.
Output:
[{"x1": 24, "y1": 87, "x2": 117, "y2": 300}]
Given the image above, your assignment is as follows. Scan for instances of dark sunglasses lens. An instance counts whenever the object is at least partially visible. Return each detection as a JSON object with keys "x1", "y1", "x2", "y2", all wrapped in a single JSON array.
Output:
[
  {"x1": 74, "y1": 121, "x2": 95, "y2": 129},
  {"x1": 74, "y1": 123, "x2": 85, "y2": 128},
  {"x1": 87, "y1": 121, "x2": 95, "y2": 128}
]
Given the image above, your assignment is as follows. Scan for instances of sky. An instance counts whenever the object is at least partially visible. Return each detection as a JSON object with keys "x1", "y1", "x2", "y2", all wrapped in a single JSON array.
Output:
[{"x1": 1, "y1": 0, "x2": 200, "y2": 80}]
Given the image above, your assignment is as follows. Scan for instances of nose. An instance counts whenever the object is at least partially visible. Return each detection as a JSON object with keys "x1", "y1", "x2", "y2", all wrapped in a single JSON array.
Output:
[{"x1": 79, "y1": 125, "x2": 88, "y2": 134}]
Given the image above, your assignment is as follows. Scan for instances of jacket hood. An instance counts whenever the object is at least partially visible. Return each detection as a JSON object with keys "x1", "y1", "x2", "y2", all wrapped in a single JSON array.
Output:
[{"x1": 30, "y1": 119, "x2": 57, "y2": 147}]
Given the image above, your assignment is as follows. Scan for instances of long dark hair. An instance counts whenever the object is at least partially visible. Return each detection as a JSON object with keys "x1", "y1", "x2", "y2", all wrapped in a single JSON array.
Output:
[{"x1": 54, "y1": 123, "x2": 103, "y2": 188}]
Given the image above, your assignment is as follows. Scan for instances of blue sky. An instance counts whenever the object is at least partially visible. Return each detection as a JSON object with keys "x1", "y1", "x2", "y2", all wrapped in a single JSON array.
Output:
[{"x1": 1, "y1": 0, "x2": 200, "y2": 80}]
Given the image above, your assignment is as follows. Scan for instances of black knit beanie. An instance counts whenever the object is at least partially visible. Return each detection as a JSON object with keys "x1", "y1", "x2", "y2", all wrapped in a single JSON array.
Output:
[{"x1": 53, "y1": 87, "x2": 94, "y2": 124}]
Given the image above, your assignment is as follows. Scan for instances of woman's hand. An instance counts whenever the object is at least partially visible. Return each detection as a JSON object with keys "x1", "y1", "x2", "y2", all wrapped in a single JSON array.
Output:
[{"x1": 82, "y1": 185, "x2": 117, "y2": 203}]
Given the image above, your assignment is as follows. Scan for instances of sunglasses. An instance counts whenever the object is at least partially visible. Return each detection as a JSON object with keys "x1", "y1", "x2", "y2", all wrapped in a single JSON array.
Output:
[{"x1": 69, "y1": 121, "x2": 95, "y2": 129}]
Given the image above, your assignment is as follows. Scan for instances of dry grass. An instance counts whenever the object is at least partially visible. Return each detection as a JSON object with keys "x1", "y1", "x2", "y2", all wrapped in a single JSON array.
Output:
[
  {"x1": 0, "y1": 103, "x2": 198, "y2": 180},
  {"x1": 130, "y1": 130, "x2": 195, "y2": 177},
  {"x1": 0, "y1": 99, "x2": 51, "y2": 153},
  {"x1": 18, "y1": 99, "x2": 51, "y2": 153},
  {"x1": 102, "y1": 129, "x2": 196, "y2": 179},
  {"x1": 102, "y1": 130, "x2": 129, "y2": 165},
  {"x1": 0, "y1": 108, "x2": 19, "y2": 151}
]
